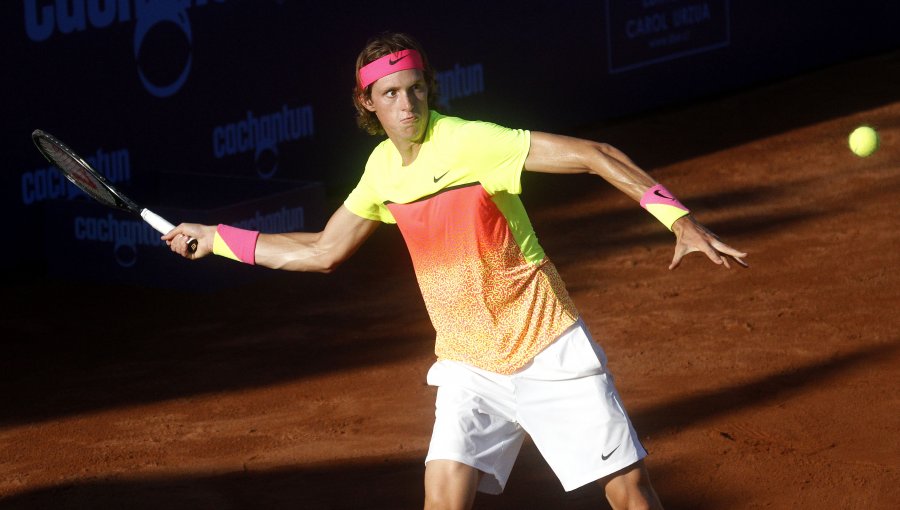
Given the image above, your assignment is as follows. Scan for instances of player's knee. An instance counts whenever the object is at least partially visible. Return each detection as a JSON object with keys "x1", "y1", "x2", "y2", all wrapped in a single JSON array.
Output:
[
  {"x1": 423, "y1": 460, "x2": 480, "y2": 510},
  {"x1": 604, "y1": 485, "x2": 659, "y2": 510},
  {"x1": 601, "y1": 462, "x2": 662, "y2": 510}
]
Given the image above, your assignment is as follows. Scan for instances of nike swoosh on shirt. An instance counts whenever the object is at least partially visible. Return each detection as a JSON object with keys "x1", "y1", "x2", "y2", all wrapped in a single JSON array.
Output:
[{"x1": 433, "y1": 171, "x2": 450, "y2": 183}]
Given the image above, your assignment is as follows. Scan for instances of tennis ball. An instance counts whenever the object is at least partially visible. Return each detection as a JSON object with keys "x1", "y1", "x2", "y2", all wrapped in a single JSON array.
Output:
[{"x1": 848, "y1": 125, "x2": 879, "y2": 157}]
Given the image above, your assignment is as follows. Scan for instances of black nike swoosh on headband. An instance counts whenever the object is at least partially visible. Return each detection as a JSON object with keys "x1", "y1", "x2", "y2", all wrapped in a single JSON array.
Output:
[{"x1": 389, "y1": 54, "x2": 408, "y2": 65}]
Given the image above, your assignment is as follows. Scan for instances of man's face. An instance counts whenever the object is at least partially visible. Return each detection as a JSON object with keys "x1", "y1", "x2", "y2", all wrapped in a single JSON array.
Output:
[{"x1": 364, "y1": 69, "x2": 429, "y2": 144}]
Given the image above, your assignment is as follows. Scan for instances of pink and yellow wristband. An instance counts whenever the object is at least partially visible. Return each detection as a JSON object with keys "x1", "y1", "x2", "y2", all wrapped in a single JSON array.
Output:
[
  {"x1": 212, "y1": 224, "x2": 259, "y2": 265},
  {"x1": 358, "y1": 49, "x2": 424, "y2": 89},
  {"x1": 640, "y1": 184, "x2": 690, "y2": 231}
]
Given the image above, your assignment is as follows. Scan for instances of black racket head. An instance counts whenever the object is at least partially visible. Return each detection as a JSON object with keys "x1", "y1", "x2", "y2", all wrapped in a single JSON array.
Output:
[{"x1": 32, "y1": 129, "x2": 140, "y2": 213}]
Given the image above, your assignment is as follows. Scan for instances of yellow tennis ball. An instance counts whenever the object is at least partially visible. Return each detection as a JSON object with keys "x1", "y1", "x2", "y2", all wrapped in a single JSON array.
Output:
[{"x1": 849, "y1": 125, "x2": 879, "y2": 157}]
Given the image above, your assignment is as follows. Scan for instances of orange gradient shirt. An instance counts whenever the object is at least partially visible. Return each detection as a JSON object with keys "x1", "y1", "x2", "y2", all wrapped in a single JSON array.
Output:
[{"x1": 345, "y1": 112, "x2": 578, "y2": 374}]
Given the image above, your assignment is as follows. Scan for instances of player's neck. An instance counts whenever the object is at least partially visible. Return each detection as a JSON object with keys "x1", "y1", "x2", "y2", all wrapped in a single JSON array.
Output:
[{"x1": 390, "y1": 137, "x2": 423, "y2": 166}]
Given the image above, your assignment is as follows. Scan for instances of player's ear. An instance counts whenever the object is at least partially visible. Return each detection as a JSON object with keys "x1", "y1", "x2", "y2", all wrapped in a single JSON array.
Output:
[{"x1": 359, "y1": 92, "x2": 376, "y2": 112}]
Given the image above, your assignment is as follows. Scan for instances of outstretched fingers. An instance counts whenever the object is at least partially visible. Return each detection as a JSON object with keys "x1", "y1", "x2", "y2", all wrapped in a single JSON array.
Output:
[
  {"x1": 669, "y1": 218, "x2": 748, "y2": 270},
  {"x1": 669, "y1": 239, "x2": 748, "y2": 270},
  {"x1": 712, "y1": 239, "x2": 749, "y2": 268}
]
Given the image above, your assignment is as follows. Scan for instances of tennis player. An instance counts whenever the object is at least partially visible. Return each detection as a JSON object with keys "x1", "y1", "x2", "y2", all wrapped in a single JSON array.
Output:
[{"x1": 165, "y1": 32, "x2": 747, "y2": 510}]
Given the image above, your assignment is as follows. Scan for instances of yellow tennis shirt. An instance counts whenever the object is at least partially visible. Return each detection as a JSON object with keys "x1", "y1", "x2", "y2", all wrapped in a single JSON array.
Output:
[{"x1": 344, "y1": 111, "x2": 578, "y2": 374}]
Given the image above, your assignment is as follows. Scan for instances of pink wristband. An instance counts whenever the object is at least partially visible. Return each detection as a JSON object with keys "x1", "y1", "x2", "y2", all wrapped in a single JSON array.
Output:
[
  {"x1": 640, "y1": 184, "x2": 690, "y2": 230},
  {"x1": 213, "y1": 224, "x2": 259, "y2": 265}
]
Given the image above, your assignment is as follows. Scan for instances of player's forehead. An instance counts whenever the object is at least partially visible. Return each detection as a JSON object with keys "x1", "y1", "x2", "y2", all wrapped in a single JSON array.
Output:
[{"x1": 370, "y1": 68, "x2": 425, "y2": 91}]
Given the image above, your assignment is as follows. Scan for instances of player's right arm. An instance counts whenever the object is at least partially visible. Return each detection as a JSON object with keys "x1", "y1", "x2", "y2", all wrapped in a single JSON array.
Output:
[{"x1": 163, "y1": 205, "x2": 380, "y2": 273}]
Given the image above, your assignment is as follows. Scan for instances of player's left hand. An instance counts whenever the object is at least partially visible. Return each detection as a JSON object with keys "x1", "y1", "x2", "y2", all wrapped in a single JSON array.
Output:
[{"x1": 669, "y1": 215, "x2": 748, "y2": 270}]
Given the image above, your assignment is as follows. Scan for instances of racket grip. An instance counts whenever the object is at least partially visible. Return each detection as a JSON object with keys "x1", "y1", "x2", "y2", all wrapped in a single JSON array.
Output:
[{"x1": 141, "y1": 208, "x2": 198, "y2": 253}]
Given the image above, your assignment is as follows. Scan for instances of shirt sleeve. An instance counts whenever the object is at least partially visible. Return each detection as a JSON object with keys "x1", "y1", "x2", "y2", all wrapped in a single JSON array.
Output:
[{"x1": 343, "y1": 151, "x2": 397, "y2": 224}]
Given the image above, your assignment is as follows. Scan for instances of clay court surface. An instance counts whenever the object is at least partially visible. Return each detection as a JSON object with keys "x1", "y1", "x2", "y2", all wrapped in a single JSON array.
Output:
[{"x1": 2, "y1": 52, "x2": 899, "y2": 509}]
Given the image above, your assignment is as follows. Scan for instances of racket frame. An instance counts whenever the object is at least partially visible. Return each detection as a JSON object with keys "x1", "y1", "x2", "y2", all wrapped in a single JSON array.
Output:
[{"x1": 31, "y1": 129, "x2": 197, "y2": 253}]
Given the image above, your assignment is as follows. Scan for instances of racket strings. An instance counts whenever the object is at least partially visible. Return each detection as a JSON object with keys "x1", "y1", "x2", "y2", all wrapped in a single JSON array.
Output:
[{"x1": 38, "y1": 139, "x2": 119, "y2": 207}]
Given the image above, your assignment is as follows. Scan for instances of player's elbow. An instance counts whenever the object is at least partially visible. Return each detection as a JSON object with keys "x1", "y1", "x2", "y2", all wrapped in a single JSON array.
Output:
[
  {"x1": 274, "y1": 254, "x2": 341, "y2": 273},
  {"x1": 307, "y1": 242, "x2": 352, "y2": 274},
  {"x1": 574, "y1": 141, "x2": 615, "y2": 175},
  {"x1": 313, "y1": 255, "x2": 343, "y2": 274},
  {"x1": 588, "y1": 141, "x2": 617, "y2": 161}
]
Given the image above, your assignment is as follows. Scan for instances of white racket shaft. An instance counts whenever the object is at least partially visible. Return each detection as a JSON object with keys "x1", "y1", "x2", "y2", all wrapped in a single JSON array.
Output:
[{"x1": 141, "y1": 208, "x2": 198, "y2": 252}]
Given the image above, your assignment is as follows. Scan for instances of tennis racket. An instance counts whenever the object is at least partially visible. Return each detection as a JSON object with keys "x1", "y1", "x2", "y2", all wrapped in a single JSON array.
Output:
[{"x1": 32, "y1": 129, "x2": 197, "y2": 253}]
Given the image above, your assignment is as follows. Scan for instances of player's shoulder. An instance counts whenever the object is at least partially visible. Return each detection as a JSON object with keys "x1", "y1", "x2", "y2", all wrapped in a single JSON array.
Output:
[
  {"x1": 430, "y1": 111, "x2": 515, "y2": 142},
  {"x1": 431, "y1": 111, "x2": 498, "y2": 129},
  {"x1": 429, "y1": 111, "x2": 465, "y2": 138}
]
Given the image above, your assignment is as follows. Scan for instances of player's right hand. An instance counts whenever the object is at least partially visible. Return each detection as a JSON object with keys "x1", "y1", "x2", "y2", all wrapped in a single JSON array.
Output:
[{"x1": 162, "y1": 223, "x2": 216, "y2": 260}]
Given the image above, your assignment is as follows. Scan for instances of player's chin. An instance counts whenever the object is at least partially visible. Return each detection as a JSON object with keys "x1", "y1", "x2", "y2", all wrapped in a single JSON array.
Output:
[{"x1": 398, "y1": 125, "x2": 425, "y2": 142}]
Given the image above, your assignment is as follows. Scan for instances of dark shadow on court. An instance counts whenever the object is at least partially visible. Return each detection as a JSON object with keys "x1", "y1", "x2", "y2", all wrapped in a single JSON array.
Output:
[
  {"x1": 0, "y1": 444, "x2": 721, "y2": 510},
  {"x1": 629, "y1": 341, "x2": 900, "y2": 439},
  {"x1": 0, "y1": 226, "x2": 433, "y2": 427},
  {"x1": 2, "y1": 342, "x2": 893, "y2": 510}
]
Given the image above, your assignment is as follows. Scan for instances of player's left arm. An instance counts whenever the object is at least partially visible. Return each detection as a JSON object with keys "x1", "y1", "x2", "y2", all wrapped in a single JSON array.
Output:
[{"x1": 524, "y1": 131, "x2": 748, "y2": 269}]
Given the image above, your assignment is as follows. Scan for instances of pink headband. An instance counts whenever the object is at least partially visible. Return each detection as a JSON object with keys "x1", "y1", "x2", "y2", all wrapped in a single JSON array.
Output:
[{"x1": 358, "y1": 49, "x2": 424, "y2": 89}]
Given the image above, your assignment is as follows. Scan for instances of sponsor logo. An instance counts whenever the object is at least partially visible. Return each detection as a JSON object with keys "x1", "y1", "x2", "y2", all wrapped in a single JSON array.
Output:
[
  {"x1": 229, "y1": 206, "x2": 306, "y2": 233},
  {"x1": 435, "y1": 63, "x2": 484, "y2": 111},
  {"x1": 388, "y1": 53, "x2": 408, "y2": 65},
  {"x1": 133, "y1": 0, "x2": 194, "y2": 98},
  {"x1": 607, "y1": 0, "x2": 731, "y2": 73},
  {"x1": 601, "y1": 444, "x2": 620, "y2": 461},
  {"x1": 22, "y1": 147, "x2": 131, "y2": 205},
  {"x1": 70, "y1": 205, "x2": 304, "y2": 268},
  {"x1": 23, "y1": 0, "x2": 227, "y2": 97},
  {"x1": 73, "y1": 212, "x2": 164, "y2": 268},
  {"x1": 653, "y1": 189, "x2": 673, "y2": 200},
  {"x1": 433, "y1": 170, "x2": 450, "y2": 183},
  {"x1": 212, "y1": 104, "x2": 315, "y2": 179}
]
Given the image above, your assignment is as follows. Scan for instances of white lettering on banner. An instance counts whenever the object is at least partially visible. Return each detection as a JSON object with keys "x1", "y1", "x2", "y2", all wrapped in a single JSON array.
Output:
[
  {"x1": 626, "y1": 14, "x2": 668, "y2": 38},
  {"x1": 22, "y1": 147, "x2": 131, "y2": 205},
  {"x1": 672, "y1": 3, "x2": 711, "y2": 26},
  {"x1": 23, "y1": 0, "x2": 225, "y2": 42},
  {"x1": 607, "y1": 0, "x2": 730, "y2": 73},
  {"x1": 212, "y1": 104, "x2": 314, "y2": 179},
  {"x1": 436, "y1": 63, "x2": 485, "y2": 110},
  {"x1": 625, "y1": 3, "x2": 713, "y2": 40}
]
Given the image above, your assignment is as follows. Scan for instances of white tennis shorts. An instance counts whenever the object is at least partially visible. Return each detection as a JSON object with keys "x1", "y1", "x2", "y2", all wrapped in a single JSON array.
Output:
[{"x1": 425, "y1": 318, "x2": 647, "y2": 494}]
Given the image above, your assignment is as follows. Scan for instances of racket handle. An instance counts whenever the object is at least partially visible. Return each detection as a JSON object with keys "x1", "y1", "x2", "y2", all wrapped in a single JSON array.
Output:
[{"x1": 141, "y1": 208, "x2": 198, "y2": 253}]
